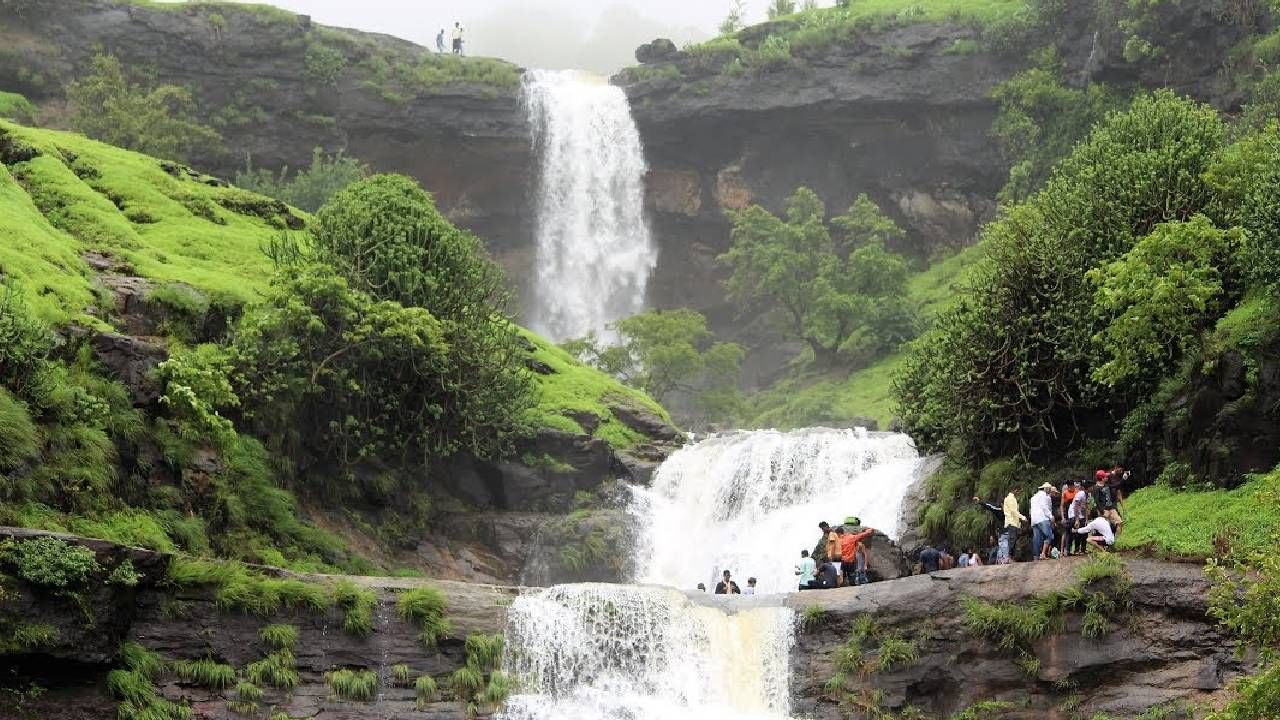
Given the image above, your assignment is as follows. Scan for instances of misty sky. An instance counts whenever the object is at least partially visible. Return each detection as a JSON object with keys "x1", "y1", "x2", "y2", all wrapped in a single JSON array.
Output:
[{"x1": 240, "y1": 0, "x2": 838, "y2": 73}]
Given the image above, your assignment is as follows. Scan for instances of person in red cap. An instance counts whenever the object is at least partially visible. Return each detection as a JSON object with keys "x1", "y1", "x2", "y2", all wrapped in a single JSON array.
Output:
[{"x1": 1091, "y1": 469, "x2": 1123, "y2": 531}]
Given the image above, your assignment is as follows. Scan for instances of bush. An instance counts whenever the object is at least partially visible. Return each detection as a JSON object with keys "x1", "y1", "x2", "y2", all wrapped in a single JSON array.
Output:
[
  {"x1": 65, "y1": 54, "x2": 221, "y2": 163},
  {"x1": 303, "y1": 41, "x2": 347, "y2": 86},
  {"x1": 302, "y1": 175, "x2": 532, "y2": 461},
  {"x1": 4, "y1": 536, "x2": 100, "y2": 590},
  {"x1": 0, "y1": 287, "x2": 54, "y2": 400},
  {"x1": 234, "y1": 147, "x2": 368, "y2": 212}
]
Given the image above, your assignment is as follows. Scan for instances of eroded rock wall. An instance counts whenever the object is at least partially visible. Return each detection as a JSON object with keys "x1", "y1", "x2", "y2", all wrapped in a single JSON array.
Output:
[{"x1": 785, "y1": 559, "x2": 1245, "y2": 719}]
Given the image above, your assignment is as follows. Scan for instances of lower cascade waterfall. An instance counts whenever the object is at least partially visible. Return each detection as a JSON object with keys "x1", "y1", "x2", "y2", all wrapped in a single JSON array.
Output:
[
  {"x1": 523, "y1": 69, "x2": 658, "y2": 341},
  {"x1": 497, "y1": 584, "x2": 796, "y2": 720},
  {"x1": 498, "y1": 428, "x2": 923, "y2": 717},
  {"x1": 633, "y1": 428, "x2": 924, "y2": 594}
]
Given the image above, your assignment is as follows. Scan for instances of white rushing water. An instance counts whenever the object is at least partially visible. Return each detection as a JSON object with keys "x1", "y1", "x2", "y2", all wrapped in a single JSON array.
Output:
[
  {"x1": 633, "y1": 428, "x2": 924, "y2": 595},
  {"x1": 498, "y1": 584, "x2": 796, "y2": 720},
  {"x1": 498, "y1": 427, "x2": 923, "y2": 719},
  {"x1": 524, "y1": 69, "x2": 658, "y2": 341}
]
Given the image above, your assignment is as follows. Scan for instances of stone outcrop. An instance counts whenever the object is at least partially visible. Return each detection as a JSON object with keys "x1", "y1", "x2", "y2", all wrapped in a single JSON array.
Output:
[
  {"x1": 0, "y1": 528, "x2": 512, "y2": 720},
  {"x1": 782, "y1": 558, "x2": 1247, "y2": 719}
]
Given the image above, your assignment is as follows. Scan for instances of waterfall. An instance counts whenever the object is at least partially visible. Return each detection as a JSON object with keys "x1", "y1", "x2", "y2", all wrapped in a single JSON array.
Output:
[
  {"x1": 523, "y1": 69, "x2": 658, "y2": 341},
  {"x1": 497, "y1": 428, "x2": 923, "y2": 717},
  {"x1": 498, "y1": 584, "x2": 796, "y2": 720},
  {"x1": 632, "y1": 428, "x2": 924, "y2": 594}
]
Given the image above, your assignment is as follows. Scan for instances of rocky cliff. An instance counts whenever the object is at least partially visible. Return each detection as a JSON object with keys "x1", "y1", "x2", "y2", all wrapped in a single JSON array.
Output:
[
  {"x1": 2, "y1": 528, "x2": 1241, "y2": 720},
  {"x1": 616, "y1": 3, "x2": 1253, "y2": 367}
]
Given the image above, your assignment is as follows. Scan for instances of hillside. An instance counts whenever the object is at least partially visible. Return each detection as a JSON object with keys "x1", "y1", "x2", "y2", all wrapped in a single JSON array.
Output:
[{"x1": 0, "y1": 119, "x2": 679, "y2": 584}]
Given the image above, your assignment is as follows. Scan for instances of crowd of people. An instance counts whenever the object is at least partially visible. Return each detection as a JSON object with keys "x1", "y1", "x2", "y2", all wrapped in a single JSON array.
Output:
[
  {"x1": 696, "y1": 466, "x2": 1129, "y2": 595},
  {"x1": 435, "y1": 23, "x2": 466, "y2": 55}
]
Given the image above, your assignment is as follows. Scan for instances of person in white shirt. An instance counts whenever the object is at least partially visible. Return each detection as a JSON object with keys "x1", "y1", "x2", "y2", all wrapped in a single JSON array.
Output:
[
  {"x1": 1029, "y1": 482, "x2": 1059, "y2": 560},
  {"x1": 744, "y1": 577, "x2": 757, "y2": 595},
  {"x1": 1075, "y1": 514, "x2": 1116, "y2": 547},
  {"x1": 795, "y1": 549, "x2": 818, "y2": 590}
]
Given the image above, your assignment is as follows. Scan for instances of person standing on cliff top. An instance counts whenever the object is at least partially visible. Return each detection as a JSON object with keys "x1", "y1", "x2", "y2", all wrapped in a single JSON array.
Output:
[
  {"x1": 714, "y1": 569, "x2": 741, "y2": 595},
  {"x1": 1002, "y1": 487, "x2": 1028, "y2": 563},
  {"x1": 436, "y1": 28, "x2": 445, "y2": 53},
  {"x1": 813, "y1": 521, "x2": 832, "y2": 564},
  {"x1": 452, "y1": 22, "x2": 463, "y2": 55},
  {"x1": 1030, "y1": 482, "x2": 1059, "y2": 561}
]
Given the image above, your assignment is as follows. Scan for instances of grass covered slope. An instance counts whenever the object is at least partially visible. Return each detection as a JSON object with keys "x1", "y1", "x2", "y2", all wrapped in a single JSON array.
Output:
[
  {"x1": 521, "y1": 329, "x2": 675, "y2": 450},
  {"x1": 1117, "y1": 471, "x2": 1280, "y2": 557},
  {"x1": 0, "y1": 120, "x2": 294, "y2": 325},
  {"x1": 0, "y1": 120, "x2": 668, "y2": 447}
]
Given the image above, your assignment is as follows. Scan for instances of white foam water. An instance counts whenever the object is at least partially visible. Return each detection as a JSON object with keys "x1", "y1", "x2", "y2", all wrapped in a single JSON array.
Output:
[
  {"x1": 497, "y1": 584, "x2": 796, "y2": 720},
  {"x1": 632, "y1": 428, "x2": 924, "y2": 594},
  {"x1": 523, "y1": 69, "x2": 658, "y2": 341}
]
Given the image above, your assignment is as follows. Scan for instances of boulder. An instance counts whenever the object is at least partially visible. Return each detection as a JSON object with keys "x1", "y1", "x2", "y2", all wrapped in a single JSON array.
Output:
[{"x1": 635, "y1": 38, "x2": 679, "y2": 64}]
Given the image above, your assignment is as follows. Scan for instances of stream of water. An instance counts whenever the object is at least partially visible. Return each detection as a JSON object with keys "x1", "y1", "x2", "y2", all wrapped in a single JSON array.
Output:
[
  {"x1": 499, "y1": 428, "x2": 925, "y2": 719},
  {"x1": 523, "y1": 69, "x2": 657, "y2": 341}
]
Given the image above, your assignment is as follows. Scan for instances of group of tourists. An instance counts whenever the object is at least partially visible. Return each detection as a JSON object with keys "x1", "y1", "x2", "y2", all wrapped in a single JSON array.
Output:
[
  {"x1": 435, "y1": 23, "x2": 466, "y2": 55},
  {"x1": 966, "y1": 465, "x2": 1128, "y2": 566},
  {"x1": 795, "y1": 518, "x2": 876, "y2": 591},
  {"x1": 697, "y1": 571, "x2": 758, "y2": 595}
]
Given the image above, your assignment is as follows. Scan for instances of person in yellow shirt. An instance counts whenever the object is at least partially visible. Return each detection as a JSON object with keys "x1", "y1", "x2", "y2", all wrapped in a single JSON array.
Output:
[{"x1": 1000, "y1": 488, "x2": 1028, "y2": 564}]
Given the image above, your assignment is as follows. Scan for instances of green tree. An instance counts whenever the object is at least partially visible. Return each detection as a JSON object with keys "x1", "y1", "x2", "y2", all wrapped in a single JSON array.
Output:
[
  {"x1": 895, "y1": 91, "x2": 1226, "y2": 458},
  {"x1": 234, "y1": 148, "x2": 368, "y2": 213},
  {"x1": 722, "y1": 189, "x2": 914, "y2": 369},
  {"x1": 308, "y1": 174, "x2": 532, "y2": 457},
  {"x1": 566, "y1": 309, "x2": 744, "y2": 422},
  {"x1": 64, "y1": 54, "x2": 221, "y2": 163},
  {"x1": 767, "y1": 0, "x2": 797, "y2": 19},
  {"x1": 1205, "y1": 122, "x2": 1280, "y2": 293},
  {"x1": 1088, "y1": 216, "x2": 1242, "y2": 387}
]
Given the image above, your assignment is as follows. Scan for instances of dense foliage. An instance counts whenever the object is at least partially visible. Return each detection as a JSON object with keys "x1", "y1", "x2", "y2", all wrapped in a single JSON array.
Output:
[
  {"x1": 65, "y1": 55, "x2": 220, "y2": 163},
  {"x1": 895, "y1": 91, "x2": 1230, "y2": 458},
  {"x1": 233, "y1": 148, "x2": 368, "y2": 213},
  {"x1": 565, "y1": 309, "x2": 744, "y2": 423},
  {"x1": 724, "y1": 189, "x2": 915, "y2": 369}
]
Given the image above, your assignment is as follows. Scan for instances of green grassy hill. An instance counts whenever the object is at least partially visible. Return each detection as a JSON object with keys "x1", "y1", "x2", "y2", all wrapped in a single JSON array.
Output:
[{"x1": 0, "y1": 120, "x2": 666, "y2": 446}]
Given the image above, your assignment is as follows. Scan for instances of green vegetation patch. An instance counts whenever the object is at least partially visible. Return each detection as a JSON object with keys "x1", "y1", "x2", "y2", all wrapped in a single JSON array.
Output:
[
  {"x1": 0, "y1": 91, "x2": 36, "y2": 124},
  {"x1": 166, "y1": 556, "x2": 331, "y2": 616},
  {"x1": 1118, "y1": 471, "x2": 1280, "y2": 557},
  {"x1": 325, "y1": 668, "x2": 378, "y2": 702},
  {"x1": 521, "y1": 328, "x2": 673, "y2": 450},
  {"x1": 0, "y1": 121, "x2": 297, "y2": 325},
  {"x1": 397, "y1": 586, "x2": 452, "y2": 647}
]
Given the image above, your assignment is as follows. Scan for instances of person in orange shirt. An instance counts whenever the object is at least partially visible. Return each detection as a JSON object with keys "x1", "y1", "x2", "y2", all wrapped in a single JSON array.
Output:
[{"x1": 840, "y1": 525, "x2": 875, "y2": 585}]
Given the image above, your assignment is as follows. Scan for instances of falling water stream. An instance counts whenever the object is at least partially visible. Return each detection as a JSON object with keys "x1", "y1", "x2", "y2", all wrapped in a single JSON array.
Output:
[
  {"x1": 498, "y1": 428, "x2": 926, "y2": 719},
  {"x1": 523, "y1": 69, "x2": 658, "y2": 341}
]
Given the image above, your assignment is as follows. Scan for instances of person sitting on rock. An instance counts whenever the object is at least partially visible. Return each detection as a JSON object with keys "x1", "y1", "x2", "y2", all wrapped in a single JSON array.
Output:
[
  {"x1": 745, "y1": 577, "x2": 757, "y2": 595},
  {"x1": 966, "y1": 547, "x2": 983, "y2": 567},
  {"x1": 1074, "y1": 512, "x2": 1116, "y2": 549},
  {"x1": 714, "y1": 569, "x2": 741, "y2": 595},
  {"x1": 814, "y1": 560, "x2": 838, "y2": 589},
  {"x1": 696, "y1": 583, "x2": 706, "y2": 592},
  {"x1": 796, "y1": 549, "x2": 818, "y2": 590}
]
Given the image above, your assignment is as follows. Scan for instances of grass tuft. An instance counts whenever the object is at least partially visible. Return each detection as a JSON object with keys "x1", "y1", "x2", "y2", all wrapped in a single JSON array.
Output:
[
  {"x1": 259, "y1": 624, "x2": 299, "y2": 650},
  {"x1": 245, "y1": 650, "x2": 299, "y2": 690},
  {"x1": 397, "y1": 586, "x2": 452, "y2": 647},
  {"x1": 414, "y1": 674, "x2": 438, "y2": 709},
  {"x1": 325, "y1": 668, "x2": 378, "y2": 702},
  {"x1": 333, "y1": 579, "x2": 377, "y2": 636},
  {"x1": 171, "y1": 657, "x2": 236, "y2": 690}
]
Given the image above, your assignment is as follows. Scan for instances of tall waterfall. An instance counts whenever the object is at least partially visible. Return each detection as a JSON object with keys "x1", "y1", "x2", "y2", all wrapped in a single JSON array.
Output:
[
  {"x1": 524, "y1": 69, "x2": 658, "y2": 341},
  {"x1": 498, "y1": 584, "x2": 796, "y2": 720},
  {"x1": 632, "y1": 428, "x2": 924, "y2": 594},
  {"x1": 498, "y1": 428, "x2": 923, "y2": 718}
]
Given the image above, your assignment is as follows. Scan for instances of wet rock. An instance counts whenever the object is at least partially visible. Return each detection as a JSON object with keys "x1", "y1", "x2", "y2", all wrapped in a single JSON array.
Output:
[
  {"x1": 90, "y1": 332, "x2": 168, "y2": 405},
  {"x1": 635, "y1": 38, "x2": 679, "y2": 64}
]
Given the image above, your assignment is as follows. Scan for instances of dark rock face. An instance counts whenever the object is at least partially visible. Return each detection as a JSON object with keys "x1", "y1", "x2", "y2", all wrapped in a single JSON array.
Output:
[
  {"x1": 0, "y1": 528, "x2": 512, "y2": 720},
  {"x1": 635, "y1": 38, "x2": 679, "y2": 64},
  {"x1": 785, "y1": 559, "x2": 1247, "y2": 719},
  {"x1": 90, "y1": 332, "x2": 168, "y2": 405}
]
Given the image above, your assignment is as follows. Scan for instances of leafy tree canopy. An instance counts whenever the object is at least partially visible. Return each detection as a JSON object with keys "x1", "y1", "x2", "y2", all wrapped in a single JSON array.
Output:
[
  {"x1": 565, "y1": 309, "x2": 743, "y2": 423},
  {"x1": 722, "y1": 188, "x2": 914, "y2": 369},
  {"x1": 895, "y1": 90, "x2": 1228, "y2": 459},
  {"x1": 64, "y1": 54, "x2": 221, "y2": 163}
]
